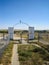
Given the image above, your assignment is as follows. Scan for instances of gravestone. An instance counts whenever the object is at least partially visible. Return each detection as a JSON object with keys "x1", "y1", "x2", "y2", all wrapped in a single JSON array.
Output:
[
  {"x1": 29, "y1": 27, "x2": 34, "y2": 40},
  {"x1": 8, "y1": 27, "x2": 14, "y2": 40}
]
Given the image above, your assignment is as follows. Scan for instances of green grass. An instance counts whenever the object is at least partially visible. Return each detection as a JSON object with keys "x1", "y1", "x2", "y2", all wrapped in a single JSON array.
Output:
[
  {"x1": 36, "y1": 42, "x2": 49, "y2": 52},
  {"x1": 0, "y1": 42, "x2": 13, "y2": 65},
  {"x1": 18, "y1": 44, "x2": 45, "y2": 65}
]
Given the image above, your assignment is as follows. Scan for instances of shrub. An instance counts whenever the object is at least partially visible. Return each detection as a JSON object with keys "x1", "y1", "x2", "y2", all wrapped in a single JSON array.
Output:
[{"x1": 33, "y1": 47, "x2": 46, "y2": 54}]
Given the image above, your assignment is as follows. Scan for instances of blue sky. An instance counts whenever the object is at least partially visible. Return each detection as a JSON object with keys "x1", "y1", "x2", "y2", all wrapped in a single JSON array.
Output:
[{"x1": 0, "y1": 0, "x2": 49, "y2": 30}]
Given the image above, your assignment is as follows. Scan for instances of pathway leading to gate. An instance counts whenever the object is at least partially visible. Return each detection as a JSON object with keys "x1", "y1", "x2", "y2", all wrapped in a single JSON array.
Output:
[
  {"x1": 11, "y1": 44, "x2": 20, "y2": 65},
  {"x1": 11, "y1": 38, "x2": 41, "y2": 65}
]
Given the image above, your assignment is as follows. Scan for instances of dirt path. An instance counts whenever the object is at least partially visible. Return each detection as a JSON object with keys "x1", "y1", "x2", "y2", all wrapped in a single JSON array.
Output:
[
  {"x1": 11, "y1": 44, "x2": 20, "y2": 65},
  {"x1": 39, "y1": 39, "x2": 49, "y2": 45}
]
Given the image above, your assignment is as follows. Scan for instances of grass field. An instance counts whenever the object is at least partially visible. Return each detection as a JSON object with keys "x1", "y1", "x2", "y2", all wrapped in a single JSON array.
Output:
[
  {"x1": 36, "y1": 42, "x2": 49, "y2": 53},
  {"x1": 18, "y1": 44, "x2": 49, "y2": 65},
  {"x1": 0, "y1": 42, "x2": 13, "y2": 65},
  {"x1": 0, "y1": 42, "x2": 49, "y2": 65}
]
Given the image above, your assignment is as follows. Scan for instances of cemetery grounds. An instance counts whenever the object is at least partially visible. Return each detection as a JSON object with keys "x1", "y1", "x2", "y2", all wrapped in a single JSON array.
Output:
[{"x1": 0, "y1": 30, "x2": 49, "y2": 65}]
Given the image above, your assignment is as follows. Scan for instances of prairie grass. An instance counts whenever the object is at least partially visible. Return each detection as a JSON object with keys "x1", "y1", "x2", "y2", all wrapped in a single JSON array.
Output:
[
  {"x1": 18, "y1": 44, "x2": 44, "y2": 65},
  {"x1": 0, "y1": 42, "x2": 13, "y2": 65}
]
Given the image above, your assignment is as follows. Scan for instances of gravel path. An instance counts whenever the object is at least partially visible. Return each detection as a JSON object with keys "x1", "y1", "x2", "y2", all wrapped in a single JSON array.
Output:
[{"x1": 11, "y1": 44, "x2": 20, "y2": 65}]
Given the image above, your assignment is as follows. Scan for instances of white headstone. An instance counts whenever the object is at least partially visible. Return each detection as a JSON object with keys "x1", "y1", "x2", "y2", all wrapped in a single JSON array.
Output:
[
  {"x1": 8, "y1": 27, "x2": 14, "y2": 40},
  {"x1": 29, "y1": 27, "x2": 34, "y2": 39}
]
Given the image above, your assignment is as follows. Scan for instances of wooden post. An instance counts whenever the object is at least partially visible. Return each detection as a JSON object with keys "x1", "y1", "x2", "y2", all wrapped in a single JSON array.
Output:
[{"x1": 38, "y1": 32, "x2": 39, "y2": 42}]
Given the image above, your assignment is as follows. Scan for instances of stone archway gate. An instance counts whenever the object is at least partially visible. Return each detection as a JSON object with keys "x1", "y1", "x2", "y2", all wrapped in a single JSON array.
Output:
[{"x1": 8, "y1": 21, "x2": 34, "y2": 42}]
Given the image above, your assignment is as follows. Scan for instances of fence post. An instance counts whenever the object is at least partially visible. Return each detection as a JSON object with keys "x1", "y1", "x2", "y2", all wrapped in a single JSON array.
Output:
[{"x1": 38, "y1": 32, "x2": 39, "y2": 42}]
